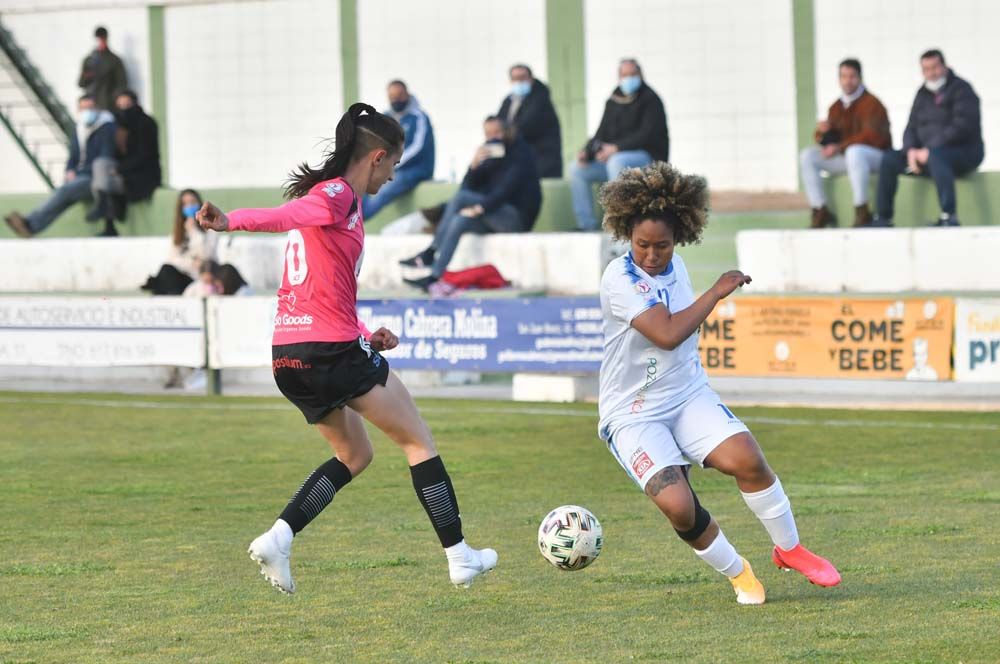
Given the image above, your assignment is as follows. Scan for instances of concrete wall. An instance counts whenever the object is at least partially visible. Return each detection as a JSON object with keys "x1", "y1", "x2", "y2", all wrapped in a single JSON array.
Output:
[
  {"x1": 813, "y1": 0, "x2": 1000, "y2": 170},
  {"x1": 357, "y1": 0, "x2": 548, "y2": 183},
  {"x1": 583, "y1": 0, "x2": 799, "y2": 191}
]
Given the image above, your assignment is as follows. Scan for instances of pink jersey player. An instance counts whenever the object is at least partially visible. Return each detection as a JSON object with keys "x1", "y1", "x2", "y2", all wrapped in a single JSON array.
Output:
[
  {"x1": 228, "y1": 177, "x2": 370, "y2": 345},
  {"x1": 196, "y1": 102, "x2": 497, "y2": 596}
]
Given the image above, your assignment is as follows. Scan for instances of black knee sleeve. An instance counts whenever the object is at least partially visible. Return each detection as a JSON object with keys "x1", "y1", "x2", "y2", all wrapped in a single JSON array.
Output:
[{"x1": 673, "y1": 490, "x2": 712, "y2": 542}]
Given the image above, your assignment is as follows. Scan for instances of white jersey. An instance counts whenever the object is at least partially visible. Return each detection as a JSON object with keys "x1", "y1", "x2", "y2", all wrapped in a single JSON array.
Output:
[{"x1": 598, "y1": 251, "x2": 708, "y2": 441}]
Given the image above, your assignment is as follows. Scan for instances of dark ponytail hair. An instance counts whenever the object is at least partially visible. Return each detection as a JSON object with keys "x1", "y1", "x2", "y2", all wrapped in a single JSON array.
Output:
[{"x1": 284, "y1": 102, "x2": 405, "y2": 199}]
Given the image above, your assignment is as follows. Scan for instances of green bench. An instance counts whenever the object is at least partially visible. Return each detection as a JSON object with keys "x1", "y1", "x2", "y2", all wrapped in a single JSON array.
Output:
[
  {"x1": 825, "y1": 170, "x2": 999, "y2": 226},
  {"x1": 0, "y1": 179, "x2": 589, "y2": 239}
]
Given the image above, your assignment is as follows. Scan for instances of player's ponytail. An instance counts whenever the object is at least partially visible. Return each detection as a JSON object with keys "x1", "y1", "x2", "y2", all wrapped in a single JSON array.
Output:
[{"x1": 284, "y1": 103, "x2": 404, "y2": 199}]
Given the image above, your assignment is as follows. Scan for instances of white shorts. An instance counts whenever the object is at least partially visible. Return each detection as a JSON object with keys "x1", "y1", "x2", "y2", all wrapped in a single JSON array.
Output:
[{"x1": 605, "y1": 386, "x2": 750, "y2": 491}]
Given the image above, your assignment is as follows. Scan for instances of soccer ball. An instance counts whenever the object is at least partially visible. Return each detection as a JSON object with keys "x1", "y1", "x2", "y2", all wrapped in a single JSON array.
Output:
[{"x1": 538, "y1": 505, "x2": 603, "y2": 570}]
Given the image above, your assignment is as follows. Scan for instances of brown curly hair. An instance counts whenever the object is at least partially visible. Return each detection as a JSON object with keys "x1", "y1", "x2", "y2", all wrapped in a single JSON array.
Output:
[{"x1": 599, "y1": 161, "x2": 709, "y2": 244}]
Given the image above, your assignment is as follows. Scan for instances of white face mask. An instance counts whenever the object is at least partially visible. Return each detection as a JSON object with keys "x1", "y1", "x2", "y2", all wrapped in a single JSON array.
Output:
[{"x1": 925, "y1": 76, "x2": 947, "y2": 93}]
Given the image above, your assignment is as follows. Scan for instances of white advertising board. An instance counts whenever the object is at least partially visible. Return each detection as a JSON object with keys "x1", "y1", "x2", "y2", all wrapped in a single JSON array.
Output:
[
  {"x1": 0, "y1": 297, "x2": 205, "y2": 367},
  {"x1": 206, "y1": 296, "x2": 277, "y2": 369},
  {"x1": 954, "y1": 299, "x2": 1000, "y2": 383}
]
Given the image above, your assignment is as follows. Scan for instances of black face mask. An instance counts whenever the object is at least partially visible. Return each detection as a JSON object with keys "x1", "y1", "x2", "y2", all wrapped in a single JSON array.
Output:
[
  {"x1": 390, "y1": 99, "x2": 408, "y2": 113},
  {"x1": 115, "y1": 105, "x2": 141, "y2": 126}
]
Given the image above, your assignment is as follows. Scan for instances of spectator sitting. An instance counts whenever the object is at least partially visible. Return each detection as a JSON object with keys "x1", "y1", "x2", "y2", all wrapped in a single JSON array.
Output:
[
  {"x1": 141, "y1": 189, "x2": 218, "y2": 295},
  {"x1": 183, "y1": 259, "x2": 222, "y2": 298},
  {"x1": 875, "y1": 49, "x2": 984, "y2": 227},
  {"x1": 78, "y1": 26, "x2": 128, "y2": 111},
  {"x1": 4, "y1": 95, "x2": 118, "y2": 238},
  {"x1": 380, "y1": 203, "x2": 445, "y2": 236},
  {"x1": 570, "y1": 58, "x2": 669, "y2": 231},
  {"x1": 399, "y1": 116, "x2": 541, "y2": 291},
  {"x1": 110, "y1": 89, "x2": 162, "y2": 207},
  {"x1": 498, "y1": 63, "x2": 563, "y2": 177},
  {"x1": 215, "y1": 263, "x2": 253, "y2": 296},
  {"x1": 362, "y1": 80, "x2": 435, "y2": 219},
  {"x1": 800, "y1": 58, "x2": 891, "y2": 228}
]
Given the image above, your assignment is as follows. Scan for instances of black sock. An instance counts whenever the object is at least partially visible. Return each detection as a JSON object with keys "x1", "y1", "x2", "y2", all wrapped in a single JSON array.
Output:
[
  {"x1": 279, "y1": 457, "x2": 353, "y2": 534},
  {"x1": 410, "y1": 456, "x2": 463, "y2": 548}
]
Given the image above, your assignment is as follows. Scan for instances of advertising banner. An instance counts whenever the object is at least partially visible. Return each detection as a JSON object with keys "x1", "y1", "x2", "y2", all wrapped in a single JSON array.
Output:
[
  {"x1": 953, "y1": 299, "x2": 1000, "y2": 382},
  {"x1": 0, "y1": 297, "x2": 205, "y2": 367},
  {"x1": 206, "y1": 296, "x2": 604, "y2": 372},
  {"x1": 698, "y1": 297, "x2": 953, "y2": 380}
]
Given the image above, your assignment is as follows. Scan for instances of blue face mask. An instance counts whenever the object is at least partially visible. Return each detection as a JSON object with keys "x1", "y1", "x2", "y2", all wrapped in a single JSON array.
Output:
[
  {"x1": 619, "y1": 75, "x2": 642, "y2": 96},
  {"x1": 182, "y1": 203, "x2": 201, "y2": 219},
  {"x1": 80, "y1": 109, "x2": 99, "y2": 126},
  {"x1": 511, "y1": 80, "x2": 532, "y2": 98}
]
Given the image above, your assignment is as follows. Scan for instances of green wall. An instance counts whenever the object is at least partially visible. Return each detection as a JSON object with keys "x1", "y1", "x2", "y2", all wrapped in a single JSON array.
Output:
[
  {"x1": 791, "y1": 0, "x2": 817, "y2": 190},
  {"x1": 546, "y1": 0, "x2": 588, "y2": 171}
]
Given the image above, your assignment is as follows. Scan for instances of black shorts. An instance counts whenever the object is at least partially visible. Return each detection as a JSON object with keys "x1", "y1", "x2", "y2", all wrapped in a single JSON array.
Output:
[{"x1": 272, "y1": 338, "x2": 389, "y2": 424}]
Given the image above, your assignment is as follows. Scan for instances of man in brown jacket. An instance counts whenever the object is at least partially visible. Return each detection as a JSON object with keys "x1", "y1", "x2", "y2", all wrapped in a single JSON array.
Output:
[
  {"x1": 799, "y1": 59, "x2": 891, "y2": 227},
  {"x1": 78, "y1": 26, "x2": 128, "y2": 111}
]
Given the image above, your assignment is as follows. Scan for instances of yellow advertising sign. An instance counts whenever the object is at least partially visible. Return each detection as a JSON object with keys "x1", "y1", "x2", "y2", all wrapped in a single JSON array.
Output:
[{"x1": 698, "y1": 297, "x2": 953, "y2": 380}]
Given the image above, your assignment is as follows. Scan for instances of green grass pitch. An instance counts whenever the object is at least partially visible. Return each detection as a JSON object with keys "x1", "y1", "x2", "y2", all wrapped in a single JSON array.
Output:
[{"x1": 1, "y1": 392, "x2": 998, "y2": 663}]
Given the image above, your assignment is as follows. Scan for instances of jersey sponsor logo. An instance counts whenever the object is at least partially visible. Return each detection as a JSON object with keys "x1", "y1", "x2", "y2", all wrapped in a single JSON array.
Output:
[
  {"x1": 630, "y1": 357, "x2": 658, "y2": 413},
  {"x1": 347, "y1": 211, "x2": 361, "y2": 230},
  {"x1": 274, "y1": 313, "x2": 314, "y2": 327},
  {"x1": 281, "y1": 292, "x2": 297, "y2": 311},
  {"x1": 630, "y1": 448, "x2": 654, "y2": 479},
  {"x1": 635, "y1": 281, "x2": 651, "y2": 294},
  {"x1": 323, "y1": 182, "x2": 345, "y2": 198},
  {"x1": 272, "y1": 356, "x2": 312, "y2": 375}
]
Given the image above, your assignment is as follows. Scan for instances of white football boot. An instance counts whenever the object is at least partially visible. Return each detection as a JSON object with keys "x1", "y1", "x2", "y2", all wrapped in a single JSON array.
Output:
[
  {"x1": 248, "y1": 525, "x2": 295, "y2": 594},
  {"x1": 446, "y1": 540, "x2": 498, "y2": 588}
]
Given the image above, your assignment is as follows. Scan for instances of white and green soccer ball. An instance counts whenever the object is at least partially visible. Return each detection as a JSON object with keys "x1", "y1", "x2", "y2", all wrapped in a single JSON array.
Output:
[{"x1": 538, "y1": 505, "x2": 603, "y2": 570}]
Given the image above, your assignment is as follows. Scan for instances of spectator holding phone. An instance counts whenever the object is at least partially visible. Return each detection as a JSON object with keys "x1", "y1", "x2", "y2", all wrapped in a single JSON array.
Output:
[{"x1": 398, "y1": 116, "x2": 540, "y2": 291}]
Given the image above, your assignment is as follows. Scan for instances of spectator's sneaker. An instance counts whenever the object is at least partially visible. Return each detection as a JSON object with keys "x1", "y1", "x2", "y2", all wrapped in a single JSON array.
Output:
[
  {"x1": 248, "y1": 529, "x2": 295, "y2": 594},
  {"x1": 97, "y1": 219, "x2": 119, "y2": 237},
  {"x1": 446, "y1": 541, "x2": 498, "y2": 588},
  {"x1": 4, "y1": 213, "x2": 32, "y2": 238},
  {"x1": 930, "y1": 214, "x2": 961, "y2": 227},
  {"x1": 869, "y1": 215, "x2": 894, "y2": 227},
  {"x1": 772, "y1": 544, "x2": 841, "y2": 587},
  {"x1": 809, "y1": 206, "x2": 837, "y2": 229},
  {"x1": 399, "y1": 247, "x2": 435, "y2": 268},
  {"x1": 404, "y1": 275, "x2": 437, "y2": 292},
  {"x1": 729, "y1": 557, "x2": 766, "y2": 605}
]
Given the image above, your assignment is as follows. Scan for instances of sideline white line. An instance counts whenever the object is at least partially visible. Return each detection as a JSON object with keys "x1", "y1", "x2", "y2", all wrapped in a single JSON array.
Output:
[{"x1": 0, "y1": 395, "x2": 997, "y2": 432}]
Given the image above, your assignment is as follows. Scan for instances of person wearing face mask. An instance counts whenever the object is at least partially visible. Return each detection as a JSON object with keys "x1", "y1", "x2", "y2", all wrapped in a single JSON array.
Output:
[
  {"x1": 4, "y1": 95, "x2": 117, "y2": 238},
  {"x1": 799, "y1": 59, "x2": 891, "y2": 228},
  {"x1": 496, "y1": 64, "x2": 562, "y2": 178},
  {"x1": 399, "y1": 116, "x2": 541, "y2": 291},
  {"x1": 875, "y1": 49, "x2": 984, "y2": 227},
  {"x1": 362, "y1": 79, "x2": 435, "y2": 219},
  {"x1": 570, "y1": 58, "x2": 669, "y2": 231},
  {"x1": 78, "y1": 26, "x2": 128, "y2": 111},
  {"x1": 141, "y1": 189, "x2": 218, "y2": 296},
  {"x1": 110, "y1": 89, "x2": 161, "y2": 206}
]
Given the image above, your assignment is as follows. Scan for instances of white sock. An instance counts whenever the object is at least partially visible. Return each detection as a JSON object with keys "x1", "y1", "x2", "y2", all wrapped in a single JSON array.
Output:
[
  {"x1": 270, "y1": 519, "x2": 294, "y2": 551},
  {"x1": 444, "y1": 539, "x2": 471, "y2": 562},
  {"x1": 694, "y1": 531, "x2": 744, "y2": 578},
  {"x1": 741, "y1": 477, "x2": 800, "y2": 551}
]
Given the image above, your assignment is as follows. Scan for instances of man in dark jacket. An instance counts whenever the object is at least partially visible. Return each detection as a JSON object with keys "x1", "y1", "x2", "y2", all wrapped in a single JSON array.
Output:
[
  {"x1": 4, "y1": 95, "x2": 117, "y2": 238},
  {"x1": 497, "y1": 64, "x2": 562, "y2": 178},
  {"x1": 875, "y1": 50, "x2": 984, "y2": 226},
  {"x1": 570, "y1": 58, "x2": 669, "y2": 230},
  {"x1": 112, "y1": 89, "x2": 161, "y2": 202},
  {"x1": 399, "y1": 116, "x2": 541, "y2": 291},
  {"x1": 78, "y1": 26, "x2": 128, "y2": 111}
]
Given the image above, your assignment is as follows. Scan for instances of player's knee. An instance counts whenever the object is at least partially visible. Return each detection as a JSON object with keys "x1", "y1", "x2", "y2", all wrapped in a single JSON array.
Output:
[
  {"x1": 673, "y1": 495, "x2": 712, "y2": 542},
  {"x1": 341, "y1": 447, "x2": 374, "y2": 476}
]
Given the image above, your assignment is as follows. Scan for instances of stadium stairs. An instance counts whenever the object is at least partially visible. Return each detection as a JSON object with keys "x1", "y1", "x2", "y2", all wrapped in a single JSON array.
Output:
[{"x1": 0, "y1": 18, "x2": 73, "y2": 189}]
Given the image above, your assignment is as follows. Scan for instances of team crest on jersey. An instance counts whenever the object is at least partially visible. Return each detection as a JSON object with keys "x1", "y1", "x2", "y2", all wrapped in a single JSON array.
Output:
[
  {"x1": 323, "y1": 182, "x2": 345, "y2": 198},
  {"x1": 635, "y1": 281, "x2": 651, "y2": 294},
  {"x1": 281, "y1": 292, "x2": 297, "y2": 311},
  {"x1": 347, "y1": 211, "x2": 361, "y2": 230},
  {"x1": 630, "y1": 448, "x2": 654, "y2": 479}
]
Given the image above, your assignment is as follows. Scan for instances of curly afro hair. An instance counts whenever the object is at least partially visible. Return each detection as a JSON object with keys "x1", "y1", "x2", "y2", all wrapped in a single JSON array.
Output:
[{"x1": 599, "y1": 161, "x2": 709, "y2": 245}]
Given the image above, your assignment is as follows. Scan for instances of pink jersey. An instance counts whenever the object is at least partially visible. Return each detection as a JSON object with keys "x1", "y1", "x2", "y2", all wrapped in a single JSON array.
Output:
[{"x1": 228, "y1": 178, "x2": 371, "y2": 345}]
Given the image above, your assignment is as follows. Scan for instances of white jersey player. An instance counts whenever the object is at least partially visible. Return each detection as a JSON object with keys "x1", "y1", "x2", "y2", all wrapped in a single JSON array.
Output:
[{"x1": 597, "y1": 162, "x2": 841, "y2": 605}]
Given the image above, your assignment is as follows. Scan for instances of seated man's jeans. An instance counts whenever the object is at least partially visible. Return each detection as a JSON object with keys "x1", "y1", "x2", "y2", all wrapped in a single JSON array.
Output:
[
  {"x1": 570, "y1": 149, "x2": 653, "y2": 230},
  {"x1": 877, "y1": 143, "x2": 984, "y2": 219},
  {"x1": 363, "y1": 168, "x2": 430, "y2": 220},
  {"x1": 26, "y1": 157, "x2": 125, "y2": 234},
  {"x1": 429, "y1": 189, "x2": 522, "y2": 279}
]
